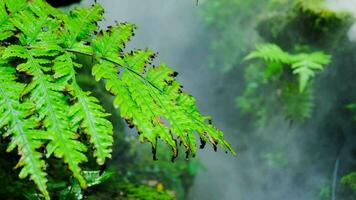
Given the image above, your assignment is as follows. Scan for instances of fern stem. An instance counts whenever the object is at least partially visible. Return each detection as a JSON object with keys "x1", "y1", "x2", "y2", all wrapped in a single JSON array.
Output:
[
  {"x1": 63, "y1": 48, "x2": 163, "y2": 92},
  {"x1": 15, "y1": 46, "x2": 162, "y2": 92}
]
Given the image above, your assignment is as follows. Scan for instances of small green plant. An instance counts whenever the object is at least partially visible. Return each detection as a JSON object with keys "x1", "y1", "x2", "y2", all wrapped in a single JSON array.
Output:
[
  {"x1": 237, "y1": 43, "x2": 331, "y2": 121},
  {"x1": 341, "y1": 172, "x2": 356, "y2": 191},
  {"x1": 246, "y1": 43, "x2": 331, "y2": 92},
  {"x1": 25, "y1": 170, "x2": 113, "y2": 200},
  {"x1": 0, "y1": 0, "x2": 234, "y2": 199},
  {"x1": 318, "y1": 184, "x2": 331, "y2": 199}
]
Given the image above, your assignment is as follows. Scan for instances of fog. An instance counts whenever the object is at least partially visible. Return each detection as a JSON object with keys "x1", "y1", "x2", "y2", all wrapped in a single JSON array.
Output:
[
  {"x1": 325, "y1": 0, "x2": 356, "y2": 41},
  {"x1": 325, "y1": 0, "x2": 356, "y2": 13},
  {"x1": 74, "y1": 0, "x2": 356, "y2": 199}
]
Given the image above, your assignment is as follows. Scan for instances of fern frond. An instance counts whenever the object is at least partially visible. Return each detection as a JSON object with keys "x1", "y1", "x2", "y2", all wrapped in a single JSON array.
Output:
[
  {"x1": 3, "y1": 0, "x2": 27, "y2": 14},
  {"x1": 246, "y1": 43, "x2": 292, "y2": 63},
  {"x1": 0, "y1": 65, "x2": 50, "y2": 200},
  {"x1": 52, "y1": 51, "x2": 114, "y2": 165},
  {"x1": 69, "y1": 82, "x2": 114, "y2": 165},
  {"x1": 28, "y1": 0, "x2": 61, "y2": 18},
  {"x1": 3, "y1": 46, "x2": 88, "y2": 188},
  {"x1": 0, "y1": 1, "x2": 15, "y2": 41},
  {"x1": 247, "y1": 43, "x2": 331, "y2": 92},
  {"x1": 241, "y1": 44, "x2": 331, "y2": 121},
  {"x1": 291, "y1": 52, "x2": 331, "y2": 92},
  {"x1": 83, "y1": 25, "x2": 234, "y2": 158},
  {"x1": 91, "y1": 23, "x2": 135, "y2": 58},
  {"x1": 10, "y1": 8, "x2": 59, "y2": 45},
  {"x1": 61, "y1": 4, "x2": 104, "y2": 47}
]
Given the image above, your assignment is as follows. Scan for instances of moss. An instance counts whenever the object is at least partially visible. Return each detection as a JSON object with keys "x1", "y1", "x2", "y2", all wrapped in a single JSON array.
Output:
[{"x1": 257, "y1": 0, "x2": 354, "y2": 50}]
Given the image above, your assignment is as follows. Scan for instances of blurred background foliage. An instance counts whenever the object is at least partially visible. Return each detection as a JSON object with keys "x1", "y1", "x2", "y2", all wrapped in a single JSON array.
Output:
[{"x1": 200, "y1": 0, "x2": 356, "y2": 199}]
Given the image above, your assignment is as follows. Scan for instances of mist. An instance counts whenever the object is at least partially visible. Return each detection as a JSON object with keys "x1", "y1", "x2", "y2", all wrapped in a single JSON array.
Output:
[
  {"x1": 72, "y1": 0, "x2": 356, "y2": 199},
  {"x1": 325, "y1": 0, "x2": 356, "y2": 42},
  {"x1": 325, "y1": 0, "x2": 356, "y2": 13}
]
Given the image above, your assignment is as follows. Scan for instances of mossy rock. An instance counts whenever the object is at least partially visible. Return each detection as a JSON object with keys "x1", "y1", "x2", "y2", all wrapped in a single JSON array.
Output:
[{"x1": 257, "y1": 0, "x2": 354, "y2": 50}]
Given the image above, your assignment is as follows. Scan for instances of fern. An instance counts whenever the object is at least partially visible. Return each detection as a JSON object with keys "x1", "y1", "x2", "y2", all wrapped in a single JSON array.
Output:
[
  {"x1": 0, "y1": 0, "x2": 234, "y2": 199},
  {"x1": 239, "y1": 43, "x2": 331, "y2": 121},
  {"x1": 0, "y1": 63, "x2": 49, "y2": 199},
  {"x1": 246, "y1": 43, "x2": 292, "y2": 63},
  {"x1": 246, "y1": 43, "x2": 331, "y2": 92}
]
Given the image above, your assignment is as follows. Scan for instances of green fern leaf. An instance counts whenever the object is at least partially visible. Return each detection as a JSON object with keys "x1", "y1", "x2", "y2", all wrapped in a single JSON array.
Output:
[
  {"x1": 91, "y1": 23, "x2": 135, "y2": 58},
  {"x1": 0, "y1": 1, "x2": 15, "y2": 41},
  {"x1": 242, "y1": 43, "x2": 331, "y2": 121},
  {"x1": 4, "y1": 0, "x2": 27, "y2": 14},
  {"x1": 10, "y1": 9, "x2": 59, "y2": 45},
  {"x1": 52, "y1": 51, "x2": 114, "y2": 165},
  {"x1": 247, "y1": 43, "x2": 331, "y2": 92},
  {"x1": 85, "y1": 26, "x2": 234, "y2": 157},
  {"x1": 291, "y1": 52, "x2": 331, "y2": 92},
  {"x1": 69, "y1": 82, "x2": 114, "y2": 165},
  {"x1": 0, "y1": 65, "x2": 50, "y2": 200},
  {"x1": 246, "y1": 43, "x2": 292, "y2": 63},
  {"x1": 61, "y1": 4, "x2": 104, "y2": 47},
  {"x1": 3, "y1": 46, "x2": 88, "y2": 188}
]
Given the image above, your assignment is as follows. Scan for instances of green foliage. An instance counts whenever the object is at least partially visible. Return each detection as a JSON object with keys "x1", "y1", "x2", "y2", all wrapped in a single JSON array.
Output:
[
  {"x1": 79, "y1": 141, "x2": 198, "y2": 200},
  {"x1": 112, "y1": 184, "x2": 174, "y2": 200},
  {"x1": 0, "y1": 0, "x2": 233, "y2": 199},
  {"x1": 200, "y1": 0, "x2": 350, "y2": 72},
  {"x1": 238, "y1": 43, "x2": 330, "y2": 121},
  {"x1": 57, "y1": 171, "x2": 112, "y2": 200},
  {"x1": 199, "y1": 0, "x2": 299, "y2": 72},
  {"x1": 87, "y1": 181, "x2": 174, "y2": 200},
  {"x1": 318, "y1": 185, "x2": 331, "y2": 199},
  {"x1": 25, "y1": 170, "x2": 112, "y2": 200},
  {"x1": 202, "y1": 0, "x2": 356, "y2": 199},
  {"x1": 0, "y1": 63, "x2": 49, "y2": 198},
  {"x1": 341, "y1": 172, "x2": 356, "y2": 191},
  {"x1": 246, "y1": 43, "x2": 331, "y2": 92}
]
